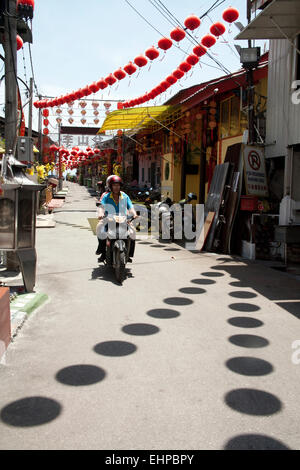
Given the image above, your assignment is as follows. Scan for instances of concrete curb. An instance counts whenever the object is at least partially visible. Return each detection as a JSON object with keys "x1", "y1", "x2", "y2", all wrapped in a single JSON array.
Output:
[{"x1": 10, "y1": 292, "x2": 48, "y2": 339}]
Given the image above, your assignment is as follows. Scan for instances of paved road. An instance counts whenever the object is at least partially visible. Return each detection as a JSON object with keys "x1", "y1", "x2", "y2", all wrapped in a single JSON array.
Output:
[{"x1": 0, "y1": 182, "x2": 300, "y2": 450}]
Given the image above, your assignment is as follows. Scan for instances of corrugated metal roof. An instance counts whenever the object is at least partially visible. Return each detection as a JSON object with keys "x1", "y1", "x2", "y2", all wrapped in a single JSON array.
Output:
[
  {"x1": 236, "y1": 0, "x2": 300, "y2": 40},
  {"x1": 166, "y1": 55, "x2": 268, "y2": 110}
]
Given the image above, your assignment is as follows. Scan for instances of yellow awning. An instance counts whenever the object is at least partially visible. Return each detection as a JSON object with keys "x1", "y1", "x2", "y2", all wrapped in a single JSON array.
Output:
[{"x1": 98, "y1": 105, "x2": 181, "y2": 134}]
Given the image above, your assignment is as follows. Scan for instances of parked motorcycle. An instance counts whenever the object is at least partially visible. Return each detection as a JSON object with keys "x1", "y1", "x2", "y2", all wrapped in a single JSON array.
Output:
[
  {"x1": 104, "y1": 215, "x2": 135, "y2": 284},
  {"x1": 156, "y1": 193, "x2": 198, "y2": 242}
]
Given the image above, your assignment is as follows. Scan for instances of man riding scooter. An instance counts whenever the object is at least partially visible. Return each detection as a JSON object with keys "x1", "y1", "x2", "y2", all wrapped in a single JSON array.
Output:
[{"x1": 95, "y1": 175, "x2": 138, "y2": 263}]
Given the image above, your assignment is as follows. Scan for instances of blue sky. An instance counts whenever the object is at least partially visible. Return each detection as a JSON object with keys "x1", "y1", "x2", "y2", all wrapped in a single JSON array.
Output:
[{"x1": 10, "y1": 0, "x2": 268, "y2": 139}]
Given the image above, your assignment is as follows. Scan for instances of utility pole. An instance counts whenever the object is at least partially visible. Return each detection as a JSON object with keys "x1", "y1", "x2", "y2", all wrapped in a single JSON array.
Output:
[
  {"x1": 4, "y1": 0, "x2": 18, "y2": 155},
  {"x1": 247, "y1": 0, "x2": 252, "y2": 48},
  {"x1": 4, "y1": 0, "x2": 19, "y2": 271},
  {"x1": 28, "y1": 77, "x2": 33, "y2": 139},
  {"x1": 37, "y1": 93, "x2": 42, "y2": 163},
  {"x1": 246, "y1": 0, "x2": 255, "y2": 145},
  {"x1": 58, "y1": 124, "x2": 63, "y2": 190}
]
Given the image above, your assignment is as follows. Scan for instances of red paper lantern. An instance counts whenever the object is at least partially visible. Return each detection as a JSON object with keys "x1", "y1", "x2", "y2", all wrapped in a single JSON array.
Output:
[
  {"x1": 193, "y1": 44, "x2": 207, "y2": 57},
  {"x1": 179, "y1": 61, "x2": 192, "y2": 73},
  {"x1": 158, "y1": 37, "x2": 173, "y2": 51},
  {"x1": 42, "y1": 109, "x2": 49, "y2": 117},
  {"x1": 74, "y1": 90, "x2": 83, "y2": 99},
  {"x1": 83, "y1": 85, "x2": 92, "y2": 96},
  {"x1": 166, "y1": 75, "x2": 177, "y2": 85},
  {"x1": 173, "y1": 69, "x2": 185, "y2": 79},
  {"x1": 97, "y1": 79, "x2": 108, "y2": 90},
  {"x1": 89, "y1": 82, "x2": 100, "y2": 93},
  {"x1": 134, "y1": 55, "x2": 148, "y2": 67},
  {"x1": 16, "y1": 35, "x2": 23, "y2": 50},
  {"x1": 114, "y1": 68, "x2": 127, "y2": 80},
  {"x1": 184, "y1": 15, "x2": 201, "y2": 31},
  {"x1": 170, "y1": 27, "x2": 186, "y2": 43},
  {"x1": 186, "y1": 54, "x2": 199, "y2": 66},
  {"x1": 145, "y1": 46, "x2": 160, "y2": 61},
  {"x1": 117, "y1": 102, "x2": 124, "y2": 110},
  {"x1": 43, "y1": 128, "x2": 49, "y2": 135},
  {"x1": 210, "y1": 22, "x2": 226, "y2": 37},
  {"x1": 105, "y1": 74, "x2": 117, "y2": 86},
  {"x1": 222, "y1": 7, "x2": 239, "y2": 23},
  {"x1": 155, "y1": 85, "x2": 164, "y2": 94},
  {"x1": 43, "y1": 119, "x2": 49, "y2": 127},
  {"x1": 17, "y1": 0, "x2": 34, "y2": 19},
  {"x1": 160, "y1": 81, "x2": 171, "y2": 91},
  {"x1": 201, "y1": 34, "x2": 216, "y2": 48},
  {"x1": 124, "y1": 62, "x2": 137, "y2": 75}
]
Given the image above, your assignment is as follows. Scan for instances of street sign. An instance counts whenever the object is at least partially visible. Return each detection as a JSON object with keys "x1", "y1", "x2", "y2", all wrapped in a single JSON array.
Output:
[{"x1": 243, "y1": 145, "x2": 268, "y2": 197}]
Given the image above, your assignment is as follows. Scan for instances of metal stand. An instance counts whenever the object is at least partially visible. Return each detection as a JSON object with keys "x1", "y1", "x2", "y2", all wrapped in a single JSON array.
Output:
[{"x1": 17, "y1": 248, "x2": 37, "y2": 293}]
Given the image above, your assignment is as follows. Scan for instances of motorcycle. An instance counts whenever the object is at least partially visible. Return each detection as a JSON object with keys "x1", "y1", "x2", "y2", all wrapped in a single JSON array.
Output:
[
  {"x1": 104, "y1": 215, "x2": 135, "y2": 284},
  {"x1": 156, "y1": 193, "x2": 198, "y2": 242}
]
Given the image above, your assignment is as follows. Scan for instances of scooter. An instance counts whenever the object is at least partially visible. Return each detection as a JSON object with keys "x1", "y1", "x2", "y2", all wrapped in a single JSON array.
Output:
[
  {"x1": 156, "y1": 193, "x2": 197, "y2": 241},
  {"x1": 104, "y1": 215, "x2": 135, "y2": 284}
]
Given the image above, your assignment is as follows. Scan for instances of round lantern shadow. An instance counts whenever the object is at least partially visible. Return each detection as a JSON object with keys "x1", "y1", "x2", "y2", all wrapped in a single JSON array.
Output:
[
  {"x1": 94, "y1": 341, "x2": 137, "y2": 357},
  {"x1": 122, "y1": 323, "x2": 160, "y2": 336},
  {"x1": 164, "y1": 297, "x2": 193, "y2": 306},
  {"x1": 191, "y1": 278, "x2": 216, "y2": 285},
  {"x1": 229, "y1": 303, "x2": 261, "y2": 313},
  {"x1": 226, "y1": 357, "x2": 274, "y2": 376},
  {"x1": 55, "y1": 365, "x2": 106, "y2": 387},
  {"x1": 224, "y1": 434, "x2": 290, "y2": 450},
  {"x1": 0, "y1": 397, "x2": 62, "y2": 427},
  {"x1": 225, "y1": 389, "x2": 282, "y2": 416},
  {"x1": 228, "y1": 317, "x2": 264, "y2": 328},
  {"x1": 179, "y1": 287, "x2": 206, "y2": 295},
  {"x1": 201, "y1": 272, "x2": 224, "y2": 278},
  {"x1": 229, "y1": 334, "x2": 269, "y2": 349},
  {"x1": 147, "y1": 308, "x2": 180, "y2": 319},
  {"x1": 228, "y1": 317, "x2": 264, "y2": 329},
  {"x1": 229, "y1": 291, "x2": 257, "y2": 299}
]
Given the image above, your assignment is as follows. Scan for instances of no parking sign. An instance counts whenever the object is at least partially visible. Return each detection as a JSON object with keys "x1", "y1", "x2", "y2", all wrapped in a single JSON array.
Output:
[{"x1": 243, "y1": 146, "x2": 269, "y2": 197}]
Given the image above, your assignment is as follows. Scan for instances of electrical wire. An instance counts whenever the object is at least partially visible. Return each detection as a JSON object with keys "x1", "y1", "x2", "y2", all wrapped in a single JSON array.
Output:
[
  {"x1": 147, "y1": 0, "x2": 178, "y2": 29},
  {"x1": 148, "y1": 1, "x2": 244, "y2": 81}
]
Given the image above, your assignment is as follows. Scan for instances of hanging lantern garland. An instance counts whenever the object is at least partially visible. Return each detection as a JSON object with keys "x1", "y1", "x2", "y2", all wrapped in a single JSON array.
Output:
[{"x1": 34, "y1": 8, "x2": 239, "y2": 110}]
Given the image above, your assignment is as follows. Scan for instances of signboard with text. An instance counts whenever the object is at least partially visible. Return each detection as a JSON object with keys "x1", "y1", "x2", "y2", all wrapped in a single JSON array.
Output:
[{"x1": 243, "y1": 146, "x2": 269, "y2": 197}]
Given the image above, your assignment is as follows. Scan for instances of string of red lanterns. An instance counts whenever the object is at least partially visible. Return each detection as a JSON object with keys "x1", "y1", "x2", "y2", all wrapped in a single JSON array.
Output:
[
  {"x1": 119, "y1": 9, "x2": 240, "y2": 110},
  {"x1": 35, "y1": 7, "x2": 239, "y2": 118},
  {"x1": 33, "y1": 13, "x2": 206, "y2": 110}
]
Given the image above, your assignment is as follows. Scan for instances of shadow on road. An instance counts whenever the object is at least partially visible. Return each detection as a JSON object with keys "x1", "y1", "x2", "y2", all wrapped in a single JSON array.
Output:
[
  {"x1": 1, "y1": 397, "x2": 62, "y2": 427},
  {"x1": 55, "y1": 364, "x2": 106, "y2": 387},
  {"x1": 223, "y1": 434, "x2": 290, "y2": 450},
  {"x1": 90, "y1": 265, "x2": 134, "y2": 286}
]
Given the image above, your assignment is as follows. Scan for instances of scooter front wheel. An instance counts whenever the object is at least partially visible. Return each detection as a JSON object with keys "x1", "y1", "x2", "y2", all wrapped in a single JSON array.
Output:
[{"x1": 115, "y1": 250, "x2": 126, "y2": 284}]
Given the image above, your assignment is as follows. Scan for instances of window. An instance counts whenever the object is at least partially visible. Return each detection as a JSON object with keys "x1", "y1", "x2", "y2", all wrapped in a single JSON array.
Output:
[
  {"x1": 220, "y1": 99, "x2": 230, "y2": 138},
  {"x1": 230, "y1": 97, "x2": 240, "y2": 136},
  {"x1": 220, "y1": 95, "x2": 246, "y2": 139}
]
